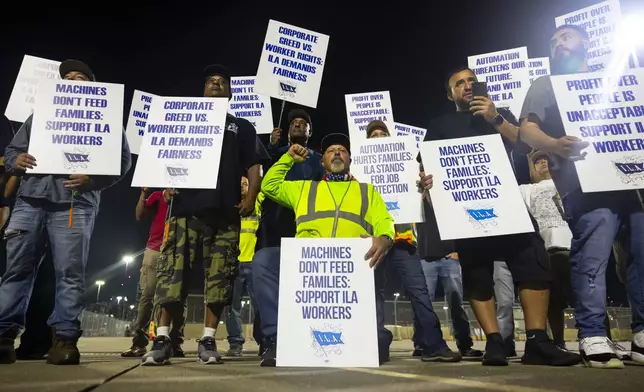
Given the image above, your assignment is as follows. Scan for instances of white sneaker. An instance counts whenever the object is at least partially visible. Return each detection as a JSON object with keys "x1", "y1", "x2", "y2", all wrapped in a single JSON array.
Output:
[
  {"x1": 607, "y1": 339, "x2": 631, "y2": 361},
  {"x1": 579, "y1": 337, "x2": 624, "y2": 369},
  {"x1": 632, "y1": 331, "x2": 644, "y2": 364}
]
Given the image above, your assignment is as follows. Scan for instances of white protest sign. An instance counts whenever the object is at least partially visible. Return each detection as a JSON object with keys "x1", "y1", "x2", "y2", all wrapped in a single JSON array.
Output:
[
  {"x1": 394, "y1": 122, "x2": 426, "y2": 149},
  {"x1": 229, "y1": 76, "x2": 273, "y2": 134},
  {"x1": 345, "y1": 91, "x2": 394, "y2": 141},
  {"x1": 551, "y1": 70, "x2": 644, "y2": 192},
  {"x1": 125, "y1": 90, "x2": 157, "y2": 155},
  {"x1": 529, "y1": 57, "x2": 551, "y2": 84},
  {"x1": 555, "y1": 0, "x2": 622, "y2": 72},
  {"x1": 276, "y1": 238, "x2": 378, "y2": 368},
  {"x1": 255, "y1": 20, "x2": 329, "y2": 108},
  {"x1": 27, "y1": 79, "x2": 124, "y2": 175},
  {"x1": 468, "y1": 47, "x2": 530, "y2": 117},
  {"x1": 5, "y1": 55, "x2": 61, "y2": 123},
  {"x1": 419, "y1": 134, "x2": 534, "y2": 240},
  {"x1": 352, "y1": 136, "x2": 423, "y2": 224},
  {"x1": 131, "y1": 97, "x2": 227, "y2": 189}
]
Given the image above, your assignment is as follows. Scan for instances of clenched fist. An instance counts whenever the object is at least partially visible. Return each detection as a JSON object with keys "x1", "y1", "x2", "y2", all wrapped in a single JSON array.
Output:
[{"x1": 288, "y1": 144, "x2": 308, "y2": 163}]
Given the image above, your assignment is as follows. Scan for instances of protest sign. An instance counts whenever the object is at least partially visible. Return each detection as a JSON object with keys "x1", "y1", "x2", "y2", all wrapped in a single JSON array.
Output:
[
  {"x1": 27, "y1": 79, "x2": 124, "y2": 175},
  {"x1": 529, "y1": 57, "x2": 551, "y2": 84},
  {"x1": 276, "y1": 238, "x2": 378, "y2": 368},
  {"x1": 131, "y1": 97, "x2": 227, "y2": 189},
  {"x1": 419, "y1": 134, "x2": 534, "y2": 240},
  {"x1": 5, "y1": 55, "x2": 61, "y2": 123},
  {"x1": 125, "y1": 90, "x2": 157, "y2": 155},
  {"x1": 229, "y1": 76, "x2": 273, "y2": 134},
  {"x1": 551, "y1": 69, "x2": 644, "y2": 192},
  {"x1": 352, "y1": 136, "x2": 423, "y2": 224},
  {"x1": 255, "y1": 20, "x2": 329, "y2": 108},
  {"x1": 468, "y1": 47, "x2": 530, "y2": 117},
  {"x1": 555, "y1": 0, "x2": 622, "y2": 72},
  {"x1": 394, "y1": 122, "x2": 426, "y2": 149},
  {"x1": 345, "y1": 91, "x2": 394, "y2": 141}
]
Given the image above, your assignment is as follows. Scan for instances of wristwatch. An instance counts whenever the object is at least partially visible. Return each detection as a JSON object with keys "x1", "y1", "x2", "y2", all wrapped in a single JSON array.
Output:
[
  {"x1": 492, "y1": 113, "x2": 504, "y2": 126},
  {"x1": 381, "y1": 235, "x2": 394, "y2": 249}
]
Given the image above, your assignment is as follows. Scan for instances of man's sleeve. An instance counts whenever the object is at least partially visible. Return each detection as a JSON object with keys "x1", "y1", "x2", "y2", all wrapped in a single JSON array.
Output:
[
  {"x1": 90, "y1": 130, "x2": 133, "y2": 191},
  {"x1": 368, "y1": 185, "x2": 395, "y2": 238},
  {"x1": 254, "y1": 135, "x2": 271, "y2": 167},
  {"x1": 238, "y1": 120, "x2": 262, "y2": 169},
  {"x1": 146, "y1": 191, "x2": 161, "y2": 208},
  {"x1": 520, "y1": 76, "x2": 553, "y2": 128},
  {"x1": 4, "y1": 115, "x2": 32, "y2": 172},
  {"x1": 261, "y1": 153, "x2": 305, "y2": 210}
]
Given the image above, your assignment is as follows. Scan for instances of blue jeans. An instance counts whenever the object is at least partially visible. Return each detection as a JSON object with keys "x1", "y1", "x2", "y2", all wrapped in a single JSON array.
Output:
[
  {"x1": 225, "y1": 263, "x2": 257, "y2": 347},
  {"x1": 419, "y1": 257, "x2": 472, "y2": 351},
  {"x1": 253, "y1": 246, "x2": 393, "y2": 355},
  {"x1": 0, "y1": 198, "x2": 96, "y2": 338},
  {"x1": 563, "y1": 189, "x2": 644, "y2": 338}
]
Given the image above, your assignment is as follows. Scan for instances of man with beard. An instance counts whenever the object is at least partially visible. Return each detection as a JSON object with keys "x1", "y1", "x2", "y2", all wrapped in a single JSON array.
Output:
[
  {"x1": 418, "y1": 65, "x2": 580, "y2": 367},
  {"x1": 253, "y1": 109, "x2": 324, "y2": 366},
  {"x1": 143, "y1": 64, "x2": 268, "y2": 366},
  {"x1": 520, "y1": 24, "x2": 644, "y2": 368}
]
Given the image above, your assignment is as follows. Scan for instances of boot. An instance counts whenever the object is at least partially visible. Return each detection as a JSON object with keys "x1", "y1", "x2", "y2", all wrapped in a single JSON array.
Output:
[
  {"x1": 47, "y1": 331, "x2": 82, "y2": 365},
  {"x1": 0, "y1": 336, "x2": 16, "y2": 364}
]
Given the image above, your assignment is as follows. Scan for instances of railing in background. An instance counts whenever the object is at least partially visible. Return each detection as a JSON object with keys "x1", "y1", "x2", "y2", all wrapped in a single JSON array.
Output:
[{"x1": 80, "y1": 310, "x2": 131, "y2": 337}]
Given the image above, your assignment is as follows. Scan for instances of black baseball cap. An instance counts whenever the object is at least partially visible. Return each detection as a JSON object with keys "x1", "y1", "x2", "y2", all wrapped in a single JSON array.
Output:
[
  {"x1": 288, "y1": 109, "x2": 311, "y2": 126},
  {"x1": 203, "y1": 64, "x2": 231, "y2": 80},
  {"x1": 321, "y1": 133, "x2": 351, "y2": 155},
  {"x1": 59, "y1": 59, "x2": 95, "y2": 81},
  {"x1": 366, "y1": 120, "x2": 389, "y2": 138}
]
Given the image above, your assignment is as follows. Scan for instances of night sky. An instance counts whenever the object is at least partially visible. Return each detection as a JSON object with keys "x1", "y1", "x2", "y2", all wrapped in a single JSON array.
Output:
[{"x1": 1, "y1": 0, "x2": 641, "y2": 304}]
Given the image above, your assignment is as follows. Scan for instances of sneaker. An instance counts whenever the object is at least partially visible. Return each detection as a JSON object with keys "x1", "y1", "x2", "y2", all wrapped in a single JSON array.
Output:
[
  {"x1": 197, "y1": 337, "x2": 223, "y2": 364},
  {"x1": 579, "y1": 336, "x2": 624, "y2": 369},
  {"x1": 631, "y1": 337, "x2": 644, "y2": 364},
  {"x1": 412, "y1": 347, "x2": 422, "y2": 357},
  {"x1": 505, "y1": 337, "x2": 517, "y2": 357},
  {"x1": 522, "y1": 332, "x2": 580, "y2": 366},
  {"x1": 482, "y1": 334, "x2": 508, "y2": 366},
  {"x1": 608, "y1": 340, "x2": 631, "y2": 361},
  {"x1": 172, "y1": 343, "x2": 185, "y2": 358},
  {"x1": 0, "y1": 337, "x2": 16, "y2": 364},
  {"x1": 421, "y1": 346, "x2": 462, "y2": 362},
  {"x1": 226, "y1": 345, "x2": 243, "y2": 357},
  {"x1": 141, "y1": 335, "x2": 173, "y2": 366},
  {"x1": 46, "y1": 334, "x2": 81, "y2": 365},
  {"x1": 460, "y1": 348, "x2": 484, "y2": 358},
  {"x1": 121, "y1": 345, "x2": 147, "y2": 358},
  {"x1": 260, "y1": 345, "x2": 276, "y2": 367}
]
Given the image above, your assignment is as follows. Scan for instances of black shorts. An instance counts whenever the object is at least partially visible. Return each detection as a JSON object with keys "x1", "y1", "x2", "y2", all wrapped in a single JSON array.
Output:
[
  {"x1": 548, "y1": 249, "x2": 574, "y2": 308},
  {"x1": 456, "y1": 231, "x2": 551, "y2": 298}
]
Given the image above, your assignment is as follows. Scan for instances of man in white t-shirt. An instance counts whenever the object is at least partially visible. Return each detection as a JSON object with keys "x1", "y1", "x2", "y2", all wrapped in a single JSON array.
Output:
[{"x1": 519, "y1": 151, "x2": 626, "y2": 357}]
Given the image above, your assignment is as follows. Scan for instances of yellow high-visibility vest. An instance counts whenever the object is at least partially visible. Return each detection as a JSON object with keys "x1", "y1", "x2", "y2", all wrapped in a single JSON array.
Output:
[{"x1": 238, "y1": 193, "x2": 263, "y2": 263}]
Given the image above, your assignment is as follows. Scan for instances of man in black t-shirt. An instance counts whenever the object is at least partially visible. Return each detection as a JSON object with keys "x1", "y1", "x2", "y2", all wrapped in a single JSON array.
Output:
[
  {"x1": 418, "y1": 67, "x2": 580, "y2": 367},
  {"x1": 143, "y1": 65, "x2": 268, "y2": 366}
]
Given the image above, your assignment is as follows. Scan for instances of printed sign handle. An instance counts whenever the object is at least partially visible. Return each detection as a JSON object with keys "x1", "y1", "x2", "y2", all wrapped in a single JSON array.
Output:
[{"x1": 277, "y1": 99, "x2": 286, "y2": 129}]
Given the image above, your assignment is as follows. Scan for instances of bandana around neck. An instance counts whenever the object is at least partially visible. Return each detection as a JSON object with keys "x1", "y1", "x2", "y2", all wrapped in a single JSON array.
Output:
[{"x1": 323, "y1": 173, "x2": 353, "y2": 181}]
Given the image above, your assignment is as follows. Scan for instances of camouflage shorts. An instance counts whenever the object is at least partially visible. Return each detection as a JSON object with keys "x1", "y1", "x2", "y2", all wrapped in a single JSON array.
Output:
[{"x1": 155, "y1": 216, "x2": 240, "y2": 306}]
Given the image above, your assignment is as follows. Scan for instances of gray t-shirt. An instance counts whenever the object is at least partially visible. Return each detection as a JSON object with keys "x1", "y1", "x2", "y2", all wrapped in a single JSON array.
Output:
[{"x1": 520, "y1": 76, "x2": 580, "y2": 198}]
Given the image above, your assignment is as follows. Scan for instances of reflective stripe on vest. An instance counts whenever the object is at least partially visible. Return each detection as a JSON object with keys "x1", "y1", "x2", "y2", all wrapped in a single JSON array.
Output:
[
  {"x1": 295, "y1": 181, "x2": 373, "y2": 237},
  {"x1": 240, "y1": 215, "x2": 259, "y2": 234},
  {"x1": 394, "y1": 223, "x2": 417, "y2": 246}
]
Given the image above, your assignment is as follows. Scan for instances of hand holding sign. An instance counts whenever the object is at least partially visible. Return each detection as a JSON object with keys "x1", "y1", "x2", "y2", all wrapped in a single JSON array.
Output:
[
  {"x1": 15, "y1": 153, "x2": 37, "y2": 170},
  {"x1": 288, "y1": 144, "x2": 308, "y2": 162},
  {"x1": 555, "y1": 136, "x2": 589, "y2": 161},
  {"x1": 361, "y1": 234, "x2": 389, "y2": 268},
  {"x1": 270, "y1": 128, "x2": 281, "y2": 145},
  {"x1": 470, "y1": 96, "x2": 498, "y2": 123},
  {"x1": 64, "y1": 174, "x2": 92, "y2": 191},
  {"x1": 419, "y1": 171, "x2": 433, "y2": 190}
]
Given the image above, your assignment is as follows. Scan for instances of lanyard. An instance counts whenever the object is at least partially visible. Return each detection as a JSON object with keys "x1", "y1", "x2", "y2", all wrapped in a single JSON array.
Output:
[{"x1": 324, "y1": 181, "x2": 352, "y2": 238}]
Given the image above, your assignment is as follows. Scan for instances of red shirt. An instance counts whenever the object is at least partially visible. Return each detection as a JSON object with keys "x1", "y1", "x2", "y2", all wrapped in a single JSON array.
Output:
[{"x1": 146, "y1": 191, "x2": 169, "y2": 251}]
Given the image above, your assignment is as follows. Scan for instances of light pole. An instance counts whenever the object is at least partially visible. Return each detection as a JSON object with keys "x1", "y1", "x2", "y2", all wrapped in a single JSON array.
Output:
[
  {"x1": 393, "y1": 293, "x2": 400, "y2": 327},
  {"x1": 95, "y1": 280, "x2": 105, "y2": 302}
]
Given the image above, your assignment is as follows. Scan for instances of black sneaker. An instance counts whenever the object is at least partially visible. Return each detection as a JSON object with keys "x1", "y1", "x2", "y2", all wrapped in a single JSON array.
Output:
[
  {"x1": 172, "y1": 343, "x2": 185, "y2": 358},
  {"x1": 46, "y1": 334, "x2": 81, "y2": 365},
  {"x1": 412, "y1": 347, "x2": 422, "y2": 357},
  {"x1": 141, "y1": 336, "x2": 173, "y2": 366},
  {"x1": 505, "y1": 337, "x2": 517, "y2": 357},
  {"x1": 482, "y1": 334, "x2": 508, "y2": 366},
  {"x1": 121, "y1": 345, "x2": 147, "y2": 358},
  {"x1": 522, "y1": 332, "x2": 581, "y2": 366},
  {"x1": 0, "y1": 337, "x2": 16, "y2": 364},
  {"x1": 460, "y1": 348, "x2": 484, "y2": 358},
  {"x1": 261, "y1": 345, "x2": 276, "y2": 367},
  {"x1": 421, "y1": 347, "x2": 462, "y2": 362}
]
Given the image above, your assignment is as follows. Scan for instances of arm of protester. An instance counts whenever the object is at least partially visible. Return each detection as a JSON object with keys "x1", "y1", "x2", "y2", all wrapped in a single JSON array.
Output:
[
  {"x1": 261, "y1": 150, "x2": 305, "y2": 211},
  {"x1": 4, "y1": 115, "x2": 33, "y2": 174},
  {"x1": 84, "y1": 130, "x2": 133, "y2": 191}
]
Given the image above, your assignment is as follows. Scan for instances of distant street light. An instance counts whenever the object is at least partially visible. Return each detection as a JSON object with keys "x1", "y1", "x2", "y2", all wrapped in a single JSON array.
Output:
[
  {"x1": 129, "y1": 305, "x2": 135, "y2": 310},
  {"x1": 116, "y1": 296, "x2": 123, "y2": 304},
  {"x1": 95, "y1": 280, "x2": 105, "y2": 302},
  {"x1": 122, "y1": 255, "x2": 134, "y2": 263}
]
